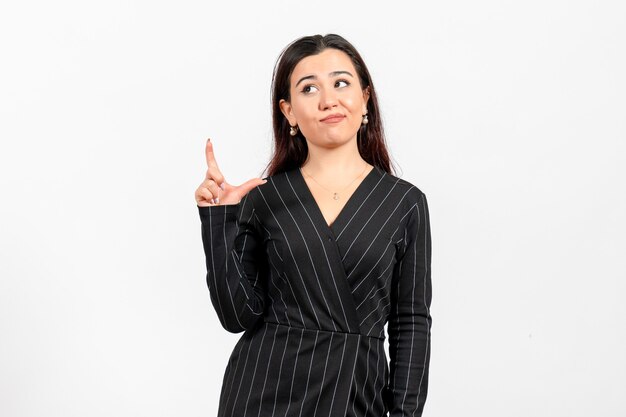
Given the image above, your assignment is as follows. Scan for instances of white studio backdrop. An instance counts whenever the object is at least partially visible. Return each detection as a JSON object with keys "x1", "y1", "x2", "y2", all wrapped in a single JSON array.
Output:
[{"x1": 1, "y1": 1, "x2": 625, "y2": 416}]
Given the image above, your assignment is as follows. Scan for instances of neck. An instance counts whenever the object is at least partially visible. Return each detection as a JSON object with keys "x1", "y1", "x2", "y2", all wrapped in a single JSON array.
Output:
[{"x1": 301, "y1": 136, "x2": 368, "y2": 179}]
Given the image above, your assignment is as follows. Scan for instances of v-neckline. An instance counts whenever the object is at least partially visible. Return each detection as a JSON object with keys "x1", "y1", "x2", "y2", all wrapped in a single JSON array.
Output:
[{"x1": 294, "y1": 164, "x2": 380, "y2": 237}]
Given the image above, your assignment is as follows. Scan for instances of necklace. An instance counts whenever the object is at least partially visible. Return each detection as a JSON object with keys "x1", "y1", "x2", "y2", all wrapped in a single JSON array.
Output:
[{"x1": 301, "y1": 162, "x2": 370, "y2": 201}]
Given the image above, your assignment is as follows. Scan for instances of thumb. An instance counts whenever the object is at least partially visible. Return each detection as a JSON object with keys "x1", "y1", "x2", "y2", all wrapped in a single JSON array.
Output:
[{"x1": 238, "y1": 178, "x2": 268, "y2": 195}]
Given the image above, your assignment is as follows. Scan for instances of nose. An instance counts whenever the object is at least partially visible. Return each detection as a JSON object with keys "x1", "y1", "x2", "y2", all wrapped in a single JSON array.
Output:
[{"x1": 319, "y1": 88, "x2": 338, "y2": 110}]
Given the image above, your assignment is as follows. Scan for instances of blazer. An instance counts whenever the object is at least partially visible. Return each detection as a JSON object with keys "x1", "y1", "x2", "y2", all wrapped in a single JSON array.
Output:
[{"x1": 198, "y1": 165, "x2": 432, "y2": 417}]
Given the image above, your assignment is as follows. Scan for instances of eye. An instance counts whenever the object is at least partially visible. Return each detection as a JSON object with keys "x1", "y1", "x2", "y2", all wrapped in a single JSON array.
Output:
[
  {"x1": 335, "y1": 79, "x2": 350, "y2": 88},
  {"x1": 301, "y1": 84, "x2": 319, "y2": 94}
]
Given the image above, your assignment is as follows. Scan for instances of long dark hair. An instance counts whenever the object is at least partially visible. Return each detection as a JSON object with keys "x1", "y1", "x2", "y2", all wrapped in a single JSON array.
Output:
[{"x1": 263, "y1": 34, "x2": 396, "y2": 178}]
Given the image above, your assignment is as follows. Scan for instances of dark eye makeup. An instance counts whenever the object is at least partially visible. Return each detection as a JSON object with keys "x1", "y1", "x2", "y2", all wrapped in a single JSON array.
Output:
[{"x1": 300, "y1": 79, "x2": 351, "y2": 94}]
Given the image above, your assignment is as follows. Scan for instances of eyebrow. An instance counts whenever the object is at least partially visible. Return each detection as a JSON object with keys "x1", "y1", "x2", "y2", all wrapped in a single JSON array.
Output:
[{"x1": 295, "y1": 70, "x2": 354, "y2": 87}]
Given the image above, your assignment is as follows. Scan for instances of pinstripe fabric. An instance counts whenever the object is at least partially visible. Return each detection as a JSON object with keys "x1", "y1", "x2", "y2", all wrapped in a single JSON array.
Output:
[{"x1": 198, "y1": 166, "x2": 432, "y2": 417}]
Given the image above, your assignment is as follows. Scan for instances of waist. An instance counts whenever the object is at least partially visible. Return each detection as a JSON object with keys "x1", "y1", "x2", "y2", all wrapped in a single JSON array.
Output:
[{"x1": 262, "y1": 320, "x2": 386, "y2": 341}]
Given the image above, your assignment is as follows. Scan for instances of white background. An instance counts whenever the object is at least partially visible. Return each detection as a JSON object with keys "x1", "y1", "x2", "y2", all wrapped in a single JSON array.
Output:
[{"x1": 1, "y1": 1, "x2": 625, "y2": 416}]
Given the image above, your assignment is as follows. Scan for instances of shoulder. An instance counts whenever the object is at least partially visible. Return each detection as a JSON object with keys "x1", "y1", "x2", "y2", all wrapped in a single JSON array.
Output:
[
  {"x1": 259, "y1": 167, "x2": 295, "y2": 184},
  {"x1": 380, "y1": 168, "x2": 427, "y2": 206},
  {"x1": 252, "y1": 167, "x2": 298, "y2": 195},
  {"x1": 243, "y1": 169, "x2": 285, "y2": 204}
]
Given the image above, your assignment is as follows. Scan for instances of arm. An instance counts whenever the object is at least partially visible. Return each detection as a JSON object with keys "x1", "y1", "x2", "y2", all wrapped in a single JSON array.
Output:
[
  {"x1": 387, "y1": 192, "x2": 433, "y2": 416},
  {"x1": 198, "y1": 191, "x2": 268, "y2": 333}
]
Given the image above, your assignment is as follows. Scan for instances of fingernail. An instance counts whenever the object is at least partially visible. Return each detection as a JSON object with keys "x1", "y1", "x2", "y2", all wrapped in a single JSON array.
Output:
[
  {"x1": 215, "y1": 197, "x2": 219, "y2": 204},
  {"x1": 220, "y1": 183, "x2": 225, "y2": 190}
]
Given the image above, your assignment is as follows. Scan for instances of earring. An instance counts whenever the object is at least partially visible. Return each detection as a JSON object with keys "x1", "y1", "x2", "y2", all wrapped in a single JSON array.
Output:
[
  {"x1": 362, "y1": 113, "x2": 369, "y2": 125},
  {"x1": 289, "y1": 125, "x2": 299, "y2": 136}
]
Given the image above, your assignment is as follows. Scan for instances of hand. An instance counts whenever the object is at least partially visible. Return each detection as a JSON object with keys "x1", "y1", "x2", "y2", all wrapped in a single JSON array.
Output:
[{"x1": 195, "y1": 138, "x2": 267, "y2": 207}]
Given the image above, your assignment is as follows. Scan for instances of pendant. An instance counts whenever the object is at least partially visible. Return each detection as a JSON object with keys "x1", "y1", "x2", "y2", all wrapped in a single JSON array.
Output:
[{"x1": 333, "y1": 192, "x2": 339, "y2": 200}]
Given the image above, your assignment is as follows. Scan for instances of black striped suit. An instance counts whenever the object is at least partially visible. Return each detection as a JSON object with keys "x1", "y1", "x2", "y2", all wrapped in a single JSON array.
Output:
[{"x1": 198, "y1": 165, "x2": 432, "y2": 417}]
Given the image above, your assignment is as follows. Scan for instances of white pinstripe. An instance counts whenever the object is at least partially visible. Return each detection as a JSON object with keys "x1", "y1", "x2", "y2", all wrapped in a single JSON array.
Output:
[
  {"x1": 284, "y1": 172, "x2": 355, "y2": 332},
  {"x1": 328, "y1": 333, "x2": 349, "y2": 415},
  {"x1": 387, "y1": 192, "x2": 431, "y2": 416},
  {"x1": 312, "y1": 331, "x2": 334, "y2": 417},
  {"x1": 283, "y1": 327, "x2": 304, "y2": 417},
  {"x1": 355, "y1": 255, "x2": 396, "y2": 308},
  {"x1": 350, "y1": 200, "x2": 415, "y2": 294},
  {"x1": 366, "y1": 339, "x2": 382, "y2": 416},
  {"x1": 341, "y1": 179, "x2": 402, "y2": 261},
  {"x1": 272, "y1": 177, "x2": 337, "y2": 330},
  {"x1": 267, "y1": 265, "x2": 289, "y2": 324},
  {"x1": 256, "y1": 186, "x2": 307, "y2": 327},
  {"x1": 265, "y1": 284, "x2": 280, "y2": 323},
  {"x1": 229, "y1": 250, "x2": 263, "y2": 315},
  {"x1": 256, "y1": 219, "x2": 291, "y2": 326},
  {"x1": 258, "y1": 186, "x2": 317, "y2": 328},
  {"x1": 349, "y1": 236, "x2": 396, "y2": 292},
  {"x1": 400, "y1": 202, "x2": 418, "y2": 413},
  {"x1": 257, "y1": 324, "x2": 279, "y2": 417},
  {"x1": 297, "y1": 329, "x2": 319, "y2": 417},
  {"x1": 334, "y1": 173, "x2": 387, "y2": 241},
  {"x1": 353, "y1": 336, "x2": 371, "y2": 416},
  {"x1": 270, "y1": 325, "x2": 291, "y2": 417},
  {"x1": 221, "y1": 203, "x2": 247, "y2": 329},
  {"x1": 368, "y1": 302, "x2": 392, "y2": 340},
  {"x1": 413, "y1": 194, "x2": 431, "y2": 416},
  {"x1": 359, "y1": 293, "x2": 391, "y2": 328},
  {"x1": 244, "y1": 323, "x2": 269, "y2": 416},
  {"x1": 342, "y1": 334, "x2": 361, "y2": 417},
  {"x1": 356, "y1": 203, "x2": 419, "y2": 337},
  {"x1": 207, "y1": 206, "x2": 225, "y2": 324},
  {"x1": 228, "y1": 330, "x2": 255, "y2": 417},
  {"x1": 222, "y1": 334, "x2": 247, "y2": 414}
]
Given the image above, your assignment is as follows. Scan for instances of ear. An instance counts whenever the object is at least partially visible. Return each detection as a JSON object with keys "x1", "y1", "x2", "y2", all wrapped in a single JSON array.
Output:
[
  {"x1": 279, "y1": 99, "x2": 297, "y2": 126},
  {"x1": 362, "y1": 86, "x2": 371, "y2": 113}
]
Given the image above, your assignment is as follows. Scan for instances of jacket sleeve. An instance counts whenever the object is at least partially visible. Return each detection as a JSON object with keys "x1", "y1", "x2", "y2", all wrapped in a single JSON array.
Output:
[
  {"x1": 197, "y1": 190, "x2": 268, "y2": 333},
  {"x1": 386, "y1": 192, "x2": 433, "y2": 417}
]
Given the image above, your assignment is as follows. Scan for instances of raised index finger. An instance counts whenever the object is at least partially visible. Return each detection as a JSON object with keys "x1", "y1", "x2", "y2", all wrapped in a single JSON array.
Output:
[{"x1": 205, "y1": 138, "x2": 219, "y2": 168}]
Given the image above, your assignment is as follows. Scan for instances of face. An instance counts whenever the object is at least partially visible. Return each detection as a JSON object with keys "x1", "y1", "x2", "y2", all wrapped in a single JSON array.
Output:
[{"x1": 279, "y1": 48, "x2": 370, "y2": 148}]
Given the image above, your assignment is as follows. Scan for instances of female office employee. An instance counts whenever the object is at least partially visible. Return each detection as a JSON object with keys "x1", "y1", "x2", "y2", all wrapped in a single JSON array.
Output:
[{"x1": 194, "y1": 33, "x2": 432, "y2": 417}]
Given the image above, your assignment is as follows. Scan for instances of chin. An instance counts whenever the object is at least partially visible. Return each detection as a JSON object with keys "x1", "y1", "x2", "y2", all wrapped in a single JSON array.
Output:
[
  {"x1": 316, "y1": 130, "x2": 358, "y2": 143},
  {"x1": 316, "y1": 135, "x2": 355, "y2": 148}
]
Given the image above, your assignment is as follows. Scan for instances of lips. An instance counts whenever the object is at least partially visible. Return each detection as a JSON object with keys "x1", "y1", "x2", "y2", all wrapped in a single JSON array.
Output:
[{"x1": 320, "y1": 114, "x2": 345, "y2": 123}]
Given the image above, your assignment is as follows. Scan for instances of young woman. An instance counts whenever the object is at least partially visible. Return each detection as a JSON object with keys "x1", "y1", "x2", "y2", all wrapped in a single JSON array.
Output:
[{"x1": 194, "y1": 33, "x2": 432, "y2": 417}]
